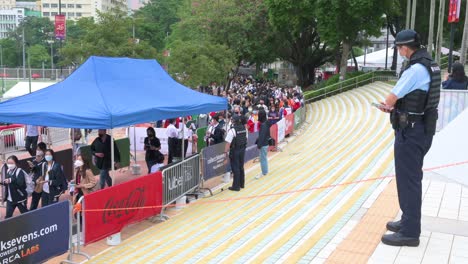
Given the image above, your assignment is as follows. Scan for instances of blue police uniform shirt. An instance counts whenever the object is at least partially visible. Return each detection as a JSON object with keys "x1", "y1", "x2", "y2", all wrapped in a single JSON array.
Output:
[{"x1": 392, "y1": 63, "x2": 430, "y2": 98}]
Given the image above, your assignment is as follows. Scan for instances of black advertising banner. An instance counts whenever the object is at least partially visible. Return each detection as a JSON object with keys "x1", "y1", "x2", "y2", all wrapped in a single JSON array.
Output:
[
  {"x1": 202, "y1": 142, "x2": 227, "y2": 180},
  {"x1": 0, "y1": 201, "x2": 70, "y2": 264},
  {"x1": 245, "y1": 132, "x2": 259, "y2": 162}
]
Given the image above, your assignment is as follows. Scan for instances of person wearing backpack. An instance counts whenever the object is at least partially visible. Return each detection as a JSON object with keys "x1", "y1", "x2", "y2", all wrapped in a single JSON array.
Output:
[
  {"x1": 2, "y1": 155, "x2": 28, "y2": 219},
  {"x1": 29, "y1": 150, "x2": 47, "y2": 210},
  {"x1": 39, "y1": 149, "x2": 67, "y2": 206}
]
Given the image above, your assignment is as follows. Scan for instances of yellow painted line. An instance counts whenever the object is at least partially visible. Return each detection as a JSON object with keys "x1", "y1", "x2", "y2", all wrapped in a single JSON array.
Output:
[
  {"x1": 117, "y1": 91, "x2": 376, "y2": 258},
  {"x1": 246, "y1": 136, "x2": 393, "y2": 263},
  {"x1": 87, "y1": 85, "x2": 392, "y2": 262},
  {"x1": 199, "y1": 112, "x2": 392, "y2": 260},
  {"x1": 93, "y1": 86, "x2": 386, "y2": 262}
]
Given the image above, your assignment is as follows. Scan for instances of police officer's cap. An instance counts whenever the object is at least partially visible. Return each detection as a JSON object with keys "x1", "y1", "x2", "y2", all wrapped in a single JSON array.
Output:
[
  {"x1": 394, "y1": 29, "x2": 420, "y2": 46},
  {"x1": 232, "y1": 115, "x2": 242, "y2": 124}
]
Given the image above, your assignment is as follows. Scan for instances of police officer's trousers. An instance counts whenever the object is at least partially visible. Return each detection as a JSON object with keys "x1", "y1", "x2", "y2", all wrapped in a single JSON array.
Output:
[
  {"x1": 394, "y1": 122, "x2": 433, "y2": 238},
  {"x1": 230, "y1": 147, "x2": 246, "y2": 189}
]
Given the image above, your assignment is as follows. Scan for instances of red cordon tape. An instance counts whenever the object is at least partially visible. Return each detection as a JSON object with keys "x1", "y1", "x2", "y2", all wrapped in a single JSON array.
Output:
[{"x1": 75, "y1": 160, "x2": 468, "y2": 213}]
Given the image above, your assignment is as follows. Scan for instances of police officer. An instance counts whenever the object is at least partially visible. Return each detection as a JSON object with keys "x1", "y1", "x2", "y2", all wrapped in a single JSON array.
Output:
[
  {"x1": 378, "y1": 29, "x2": 440, "y2": 247},
  {"x1": 224, "y1": 115, "x2": 248, "y2": 191}
]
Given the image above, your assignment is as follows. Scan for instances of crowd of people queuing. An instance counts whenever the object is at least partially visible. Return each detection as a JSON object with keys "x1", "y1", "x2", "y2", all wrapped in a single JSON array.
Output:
[{"x1": 1, "y1": 75, "x2": 304, "y2": 218}]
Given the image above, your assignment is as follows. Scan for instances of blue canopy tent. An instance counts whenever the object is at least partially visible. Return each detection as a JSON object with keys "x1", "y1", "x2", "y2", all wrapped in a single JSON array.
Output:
[
  {"x1": 0, "y1": 56, "x2": 227, "y2": 188},
  {"x1": 0, "y1": 56, "x2": 227, "y2": 128}
]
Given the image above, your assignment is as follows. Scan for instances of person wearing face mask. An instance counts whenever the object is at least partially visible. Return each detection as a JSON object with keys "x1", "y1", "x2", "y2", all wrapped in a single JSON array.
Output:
[
  {"x1": 2, "y1": 155, "x2": 28, "y2": 218},
  {"x1": 378, "y1": 30, "x2": 440, "y2": 247},
  {"x1": 29, "y1": 150, "x2": 47, "y2": 210},
  {"x1": 144, "y1": 127, "x2": 161, "y2": 174},
  {"x1": 91, "y1": 129, "x2": 121, "y2": 189},
  {"x1": 39, "y1": 149, "x2": 67, "y2": 206},
  {"x1": 73, "y1": 155, "x2": 97, "y2": 204}
]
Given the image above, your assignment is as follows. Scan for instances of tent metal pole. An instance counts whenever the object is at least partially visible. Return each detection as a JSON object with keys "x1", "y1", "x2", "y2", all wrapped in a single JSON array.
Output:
[
  {"x1": 110, "y1": 129, "x2": 114, "y2": 184},
  {"x1": 182, "y1": 117, "x2": 185, "y2": 161},
  {"x1": 133, "y1": 126, "x2": 137, "y2": 163}
]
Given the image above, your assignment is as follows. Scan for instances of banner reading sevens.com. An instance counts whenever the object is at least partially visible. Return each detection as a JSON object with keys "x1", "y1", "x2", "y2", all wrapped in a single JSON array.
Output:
[{"x1": 0, "y1": 201, "x2": 70, "y2": 264}]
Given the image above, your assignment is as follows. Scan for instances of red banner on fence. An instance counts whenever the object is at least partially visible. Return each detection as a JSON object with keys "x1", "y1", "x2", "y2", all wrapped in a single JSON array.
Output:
[
  {"x1": 54, "y1": 15, "x2": 66, "y2": 39},
  {"x1": 83, "y1": 172, "x2": 163, "y2": 245},
  {"x1": 269, "y1": 123, "x2": 278, "y2": 151},
  {"x1": 285, "y1": 114, "x2": 295, "y2": 136},
  {"x1": 448, "y1": 0, "x2": 461, "y2": 23}
]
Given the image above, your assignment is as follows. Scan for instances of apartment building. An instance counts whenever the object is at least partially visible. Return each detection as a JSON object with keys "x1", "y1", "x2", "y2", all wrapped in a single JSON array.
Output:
[
  {"x1": 0, "y1": 7, "x2": 23, "y2": 38},
  {"x1": 41, "y1": 0, "x2": 127, "y2": 21},
  {"x1": 0, "y1": 0, "x2": 15, "y2": 10}
]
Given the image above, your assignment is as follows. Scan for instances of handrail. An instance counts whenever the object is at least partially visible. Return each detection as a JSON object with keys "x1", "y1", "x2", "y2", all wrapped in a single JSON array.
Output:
[{"x1": 304, "y1": 71, "x2": 398, "y2": 103}]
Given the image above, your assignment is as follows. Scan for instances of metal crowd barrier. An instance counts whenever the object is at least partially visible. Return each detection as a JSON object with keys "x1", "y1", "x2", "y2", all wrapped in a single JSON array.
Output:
[
  {"x1": 160, "y1": 154, "x2": 201, "y2": 219},
  {"x1": 437, "y1": 89, "x2": 468, "y2": 131},
  {"x1": 0, "y1": 127, "x2": 26, "y2": 159}
]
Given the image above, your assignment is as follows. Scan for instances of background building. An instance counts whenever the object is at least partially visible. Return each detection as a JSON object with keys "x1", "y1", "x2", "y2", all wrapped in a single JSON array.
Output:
[
  {"x1": 40, "y1": 0, "x2": 127, "y2": 21},
  {"x1": 127, "y1": 0, "x2": 148, "y2": 11},
  {"x1": 0, "y1": 0, "x2": 15, "y2": 10},
  {"x1": 0, "y1": 7, "x2": 24, "y2": 38}
]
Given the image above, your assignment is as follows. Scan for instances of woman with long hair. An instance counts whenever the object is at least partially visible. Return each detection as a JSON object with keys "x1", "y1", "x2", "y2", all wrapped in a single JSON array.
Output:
[{"x1": 74, "y1": 154, "x2": 97, "y2": 203}]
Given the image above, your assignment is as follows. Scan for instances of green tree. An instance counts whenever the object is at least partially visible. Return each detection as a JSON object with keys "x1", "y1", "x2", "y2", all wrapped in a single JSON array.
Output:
[
  {"x1": 134, "y1": 0, "x2": 187, "y2": 51},
  {"x1": 167, "y1": 39, "x2": 236, "y2": 88},
  {"x1": 316, "y1": 0, "x2": 392, "y2": 79},
  {"x1": 60, "y1": 9, "x2": 157, "y2": 66},
  {"x1": 266, "y1": 0, "x2": 332, "y2": 87},
  {"x1": 0, "y1": 39, "x2": 20, "y2": 67},
  {"x1": 28, "y1": 44, "x2": 50, "y2": 68}
]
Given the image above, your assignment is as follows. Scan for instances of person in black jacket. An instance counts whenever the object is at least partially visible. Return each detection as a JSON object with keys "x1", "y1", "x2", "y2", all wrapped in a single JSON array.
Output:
[
  {"x1": 144, "y1": 127, "x2": 161, "y2": 174},
  {"x1": 209, "y1": 114, "x2": 225, "y2": 145},
  {"x1": 29, "y1": 150, "x2": 47, "y2": 210},
  {"x1": 40, "y1": 149, "x2": 67, "y2": 206},
  {"x1": 2, "y1": 155, "x2": 28, "y2": 219},
  {"x1": 91, "y1": 129, "x2": 121, "y2": 189},
  {"x1": 255, "y1": 109, "x2": 270, "y2": 179}
]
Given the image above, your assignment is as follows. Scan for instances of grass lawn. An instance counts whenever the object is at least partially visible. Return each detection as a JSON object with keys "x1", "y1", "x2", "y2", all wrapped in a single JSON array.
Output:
[{"x1": 0, "y1": 80, "x2": 18, "y2": 97}]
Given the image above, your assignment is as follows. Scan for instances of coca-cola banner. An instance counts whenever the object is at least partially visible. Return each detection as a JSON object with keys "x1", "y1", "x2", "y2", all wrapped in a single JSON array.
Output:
[{"x1": 83, "y1": 172, "x2": 163, "y2": 245}]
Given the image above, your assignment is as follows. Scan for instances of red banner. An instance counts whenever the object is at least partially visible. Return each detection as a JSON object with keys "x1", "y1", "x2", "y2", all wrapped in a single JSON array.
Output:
[
  {"x1": 83, "y1": 172, "x2": 163, "y2": 245},
  {"x1": 448, "y1": 0, "x2": 461, "y2": 23},
  {"x1": 54, "y1": 15, "x2": 66, "y2": 39},
  {"x1": 285, "y1": 114, "x2": 295, "y2": 136},
  {"x1": 269, "y1": 123, "x2": 278, "y2": 151}
]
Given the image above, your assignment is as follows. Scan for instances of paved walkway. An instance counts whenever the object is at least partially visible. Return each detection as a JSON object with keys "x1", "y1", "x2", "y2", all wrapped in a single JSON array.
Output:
[{"x1": 45, "y1": 82, "x2": 468, "y2": 263}]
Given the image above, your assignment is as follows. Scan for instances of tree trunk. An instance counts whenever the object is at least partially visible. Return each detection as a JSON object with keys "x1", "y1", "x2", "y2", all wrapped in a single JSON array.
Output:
[
  {"x1": 427, "y1": 0, "x2": 436, "y2": 54},
  {"x1": 435, "y1": 0, "x2": 446, "y2": 64},
  {"x1": 339, "y1": 40, "x2": 351, "y2": 80},
  {"x1": 391, "y1": 47, "x2": 398, "y2": 71},
  {"x1": 295, "y1": 64, "x2": 314, "y2": 88},
  {"x1": 406, "y1": 0, "x2": 411, "y2": 29},
  {"x1": 460, "y1": 0, "x2": 468, "y2": 65},
  {"x1": 351, "y1": 46, "x2": 358, "y2": 71},
  {"x1": 410, "y1": 0, "x2": 417, "y2": 29}
]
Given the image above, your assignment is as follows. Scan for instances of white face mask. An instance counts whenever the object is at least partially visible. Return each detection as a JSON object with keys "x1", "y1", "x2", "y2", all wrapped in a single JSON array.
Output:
[
  {"x1": 45, "y1": 155, "x2": 53, "y2": 162},
  {"x1": 399, "y1": 54, "x2": 408, "y2": 62},
  {"x1": 7, "y1": 164, "x2": 16, "y2": 170},
  {"x1": 74, "y1": 160, "x2": 84, "y2": 168}
]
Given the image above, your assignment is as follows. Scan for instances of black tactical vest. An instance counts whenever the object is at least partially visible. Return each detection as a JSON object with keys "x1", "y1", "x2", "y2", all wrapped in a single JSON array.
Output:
[
  {"x1": 395, "y1": 49, "x2": 441, "y2": 114},
  {"x1": 231, "y1": 124, "x2": 247, "y2": 149}
]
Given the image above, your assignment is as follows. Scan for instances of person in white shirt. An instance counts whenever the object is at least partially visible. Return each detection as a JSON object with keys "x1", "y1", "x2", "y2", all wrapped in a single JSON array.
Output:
[
  {"x1": 166, "y1": 119, "x2": 178, "y2": 164},
  {"x1": 177, "y1": 118, "x2": 192, "y2": 158},
  {"x1": 25, "y1": 125, "x2": 41, "y2": 156},
  {"x1": 150, "y1": 151, "x2": 165, "y2": 173}
]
